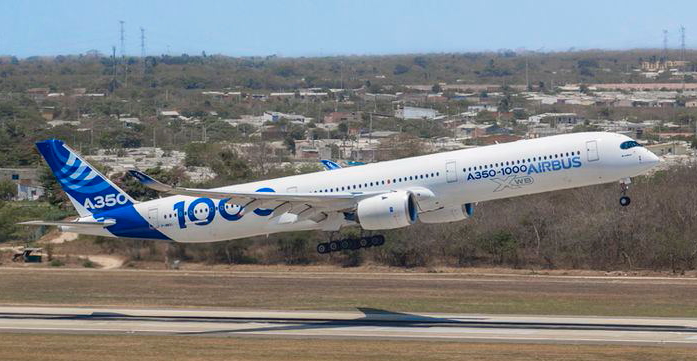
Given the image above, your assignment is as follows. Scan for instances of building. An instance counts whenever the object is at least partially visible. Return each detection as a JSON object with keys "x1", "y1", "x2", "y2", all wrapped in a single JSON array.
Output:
[
  {"x1": 395, "y1": 106, "x2": 437, "y2": 120},
  {"x1": 467, "y1": 104, "x2": 498, "y2": 113},
  {"x1": 262, "y1": 111, "x2": 309, "y2": 124},
  {"x1": 641, "y1": 60, "x2": 687, "y2": 72},
  {"x1": 40, "y1": 106, "x2": 56, "y2": 121},
  {"x1": 324, "y1": 111, "x2": 362, "y2": 124},
  {"x1": 119, "y1": 117, "x2": 142, "y2": 127},
  {"x1": 455, "y1": 123, "x2": 491, "y2": 139},
  {"x1": 159, "y1": 110, "x2": 180, "y2": 119},
  {"x1": 645, "y1": 142, "x2": 690, "y2": 156},
  {"x1": 685, "y1": 99, "x2": 697, "y2": 108},
  {"x1": 27, "y1": 88, "x2": 49, "y2": 102},
  {"x1": 525, "y1": 113, "x2": 584, "y2": 126},
  {"x1": 0, "y1": 167, "x2": 43, "y2": 200}
]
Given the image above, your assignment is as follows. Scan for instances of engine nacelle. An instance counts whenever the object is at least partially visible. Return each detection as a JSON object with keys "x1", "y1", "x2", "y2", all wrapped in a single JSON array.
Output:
[
  {"x1": 419, "y1": 203, "x2": 474, "y2": 224},
  {"x1": 356, "y1": 191, "x2": 418, "y2": 230}
]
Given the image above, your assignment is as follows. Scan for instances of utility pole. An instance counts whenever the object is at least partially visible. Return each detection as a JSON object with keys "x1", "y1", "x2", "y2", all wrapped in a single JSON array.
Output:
[
  {"x1": 120, "y1": 21, "x2": 128, "y2": 87},
  {"x1": 111, "y1": 46, "x2": 117, "y2": 85},
  {"x1": 525, "y1": 58, "x2": 529, "y2": 90},
  {"x1": 140, "y1": 27, "x2": 146, "y2": 75},
  {"x1": 680, "y1": 26, "x2": 686, "y2": 62},
  {"x1": 662, "y1": 29, "x2": 668, "y2": 62}
]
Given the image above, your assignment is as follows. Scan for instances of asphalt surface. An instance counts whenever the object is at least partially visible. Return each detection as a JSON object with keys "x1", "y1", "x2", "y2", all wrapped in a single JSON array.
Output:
[{"x1": 0, "y1": 306, "x2": 696, "y2": 346}]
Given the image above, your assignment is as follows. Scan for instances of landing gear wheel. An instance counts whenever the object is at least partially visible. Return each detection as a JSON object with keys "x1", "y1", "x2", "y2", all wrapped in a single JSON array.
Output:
[
  {"x1": 317, "y1": 243, "x2": 329, "y2": 254},
  {"x1": 348, "y1": 238, "x2": 360, "y2": 250},
  {"x1": 619, "y1": 196, "x2": 631, "y2": 207},
  {"x1": 329, "y1": 241, "x2": 340, "y2": 252},
  {"x1": 371, "y1": 235, "x2": 385, "y2": 246}
]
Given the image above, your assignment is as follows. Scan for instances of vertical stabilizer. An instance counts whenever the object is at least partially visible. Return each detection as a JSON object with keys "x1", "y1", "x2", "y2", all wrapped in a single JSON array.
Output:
[{"x1": 35, "y1": 140, "x2": 136, "y2": 217}]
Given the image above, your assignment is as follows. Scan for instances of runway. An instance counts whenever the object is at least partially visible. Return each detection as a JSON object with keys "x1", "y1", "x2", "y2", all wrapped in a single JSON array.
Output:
[{"x1": 0, "y1": 306, "x2": 696, "y2": 346}]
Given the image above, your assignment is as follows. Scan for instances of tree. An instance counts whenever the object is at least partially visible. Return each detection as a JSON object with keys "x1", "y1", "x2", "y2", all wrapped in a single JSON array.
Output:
[
  {"x1": 431, "y1": 83, "x2": 442, "y2": 93},
  {"x1": 0, "y1": 180, "x2": 17, "y2": 200},
  {"x1": 39, "y1": 164, "x2": 68, "y2": 207},
  {"x1": 413, "y1": 56, "x2": 428, "y2": 68},
  {"x1": 284, "y1": 136, "x2": 296, "y2": 155},
  {"x1": 393, "y1": 64, "x2": 410, "y2": 75}
]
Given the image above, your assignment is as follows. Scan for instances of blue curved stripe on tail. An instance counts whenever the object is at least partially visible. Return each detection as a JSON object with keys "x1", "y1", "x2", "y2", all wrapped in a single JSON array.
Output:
[{"x1": 36, "y1": 139, "x2": 133, "y2": 215}]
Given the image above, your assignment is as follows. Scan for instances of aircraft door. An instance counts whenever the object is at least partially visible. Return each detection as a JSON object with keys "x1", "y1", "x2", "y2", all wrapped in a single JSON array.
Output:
[
  {"x1": 586, "y1": 140, "x2": 599, "y2": 162},
  {"x1": 446, "y1": 160, "x2": 458, "y2": 183},
  {"x1": 147, "y1": 208, "x2": 159, "y2": 229}
]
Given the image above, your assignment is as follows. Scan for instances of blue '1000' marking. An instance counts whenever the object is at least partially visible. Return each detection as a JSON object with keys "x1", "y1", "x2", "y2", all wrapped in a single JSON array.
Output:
[
  {"x1": 173, "y1": 198, "x2": 246, "y2": 228},
  {"x1": 172, "y1": 187, "x2": 274, "y2": 228}
]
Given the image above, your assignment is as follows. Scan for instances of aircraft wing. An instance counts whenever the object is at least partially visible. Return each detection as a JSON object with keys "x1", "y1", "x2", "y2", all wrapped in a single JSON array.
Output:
[
  {"x1": 128, "y1": 170, "x2": 386, "y2": 214},
  {"x1": 18, "y1": 220, "x2": 116, "y2": 228}
]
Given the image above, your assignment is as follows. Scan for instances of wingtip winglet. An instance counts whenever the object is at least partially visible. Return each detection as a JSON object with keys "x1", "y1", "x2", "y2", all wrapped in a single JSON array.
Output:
[{"x1": 127, "y1": 169, "x2": 172, "y2": 192}]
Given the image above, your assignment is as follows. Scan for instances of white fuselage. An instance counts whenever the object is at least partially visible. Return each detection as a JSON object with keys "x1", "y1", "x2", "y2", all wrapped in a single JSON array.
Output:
[{"x1": 70, "y1": 132, "x2": 660, "y2": 242}]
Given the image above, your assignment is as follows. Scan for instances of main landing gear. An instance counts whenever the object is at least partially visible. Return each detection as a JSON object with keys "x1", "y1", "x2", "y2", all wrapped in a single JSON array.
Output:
[
  {"x1": 619, "y1": 178, "x2": 631, "y2": 207},
  {"x1": 316, "y1": 235, "x2": 386, "y2": 254}
]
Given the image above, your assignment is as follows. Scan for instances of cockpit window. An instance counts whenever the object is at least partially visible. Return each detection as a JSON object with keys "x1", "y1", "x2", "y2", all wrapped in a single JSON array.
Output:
[{"x1": 620, "y1": 140, "x2": 642, "y2": 150}]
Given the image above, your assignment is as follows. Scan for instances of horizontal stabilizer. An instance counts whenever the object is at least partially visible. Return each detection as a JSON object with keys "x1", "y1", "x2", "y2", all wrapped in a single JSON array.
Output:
[{"x1": 18, "y1": 220, "x2": 116, "y2": 228}]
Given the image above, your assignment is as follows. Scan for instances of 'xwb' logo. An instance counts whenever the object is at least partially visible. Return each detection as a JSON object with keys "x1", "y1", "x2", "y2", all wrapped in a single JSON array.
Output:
[{"x1": 490, "y1": 175, "x2": 535, "y2": 192}]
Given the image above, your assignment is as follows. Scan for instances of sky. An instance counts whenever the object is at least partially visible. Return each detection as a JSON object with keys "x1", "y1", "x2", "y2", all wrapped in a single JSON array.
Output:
[{"x1": 1, "y1": 0, "x2": 696, "y2": 58}]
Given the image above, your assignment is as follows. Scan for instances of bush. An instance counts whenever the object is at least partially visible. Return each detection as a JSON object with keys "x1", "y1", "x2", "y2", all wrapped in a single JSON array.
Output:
[
  {"x1": 82, "y1": 259, "x2": 95, "y2": 268},
  {"x1": 49, "y1": 259, "x2": 64, "y2": 267}
]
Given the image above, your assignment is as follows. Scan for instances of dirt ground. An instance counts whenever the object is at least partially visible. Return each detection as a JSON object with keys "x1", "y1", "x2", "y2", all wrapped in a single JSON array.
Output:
[
  {"x1": 1, "y1": 267, "x2": 696, "y2": 317},
  {"x1": 0, "y1": 334, "x2": 694, "y2": 361}
]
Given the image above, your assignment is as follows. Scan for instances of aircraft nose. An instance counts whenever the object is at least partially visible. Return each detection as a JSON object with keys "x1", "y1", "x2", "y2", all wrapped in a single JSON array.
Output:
[{"x1": 642, "y1": 149, "x2": 661, "y2": 165}]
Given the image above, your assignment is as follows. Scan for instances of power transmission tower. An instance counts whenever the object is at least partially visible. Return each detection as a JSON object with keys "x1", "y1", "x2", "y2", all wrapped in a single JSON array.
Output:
[
  {"x1": 119, "y1": 20, "x2": 126, "y2": 57},
  {"x1": 140, "y1": 27, "x2": 146, "y2": 75}
]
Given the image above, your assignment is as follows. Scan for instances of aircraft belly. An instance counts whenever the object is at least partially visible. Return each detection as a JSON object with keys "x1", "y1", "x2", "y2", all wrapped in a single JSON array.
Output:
[{"x1": 154, "y1": 210, "x2": 324, "y2": 243}]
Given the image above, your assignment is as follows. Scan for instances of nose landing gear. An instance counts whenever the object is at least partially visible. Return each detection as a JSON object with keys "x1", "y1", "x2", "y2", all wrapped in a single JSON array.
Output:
[{"x1": 619, "y1": 178, "x2": 631, "y2": 207}]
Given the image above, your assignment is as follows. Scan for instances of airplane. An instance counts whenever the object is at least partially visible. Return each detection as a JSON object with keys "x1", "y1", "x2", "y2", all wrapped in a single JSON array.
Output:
[{"x1": 20, "y1": 132, "x2": 660, "y2": 254}]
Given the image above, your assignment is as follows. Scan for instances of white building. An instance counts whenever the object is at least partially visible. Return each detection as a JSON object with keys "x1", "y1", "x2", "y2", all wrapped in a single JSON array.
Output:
[
  {"x1": 395, "y1": 106, "x2": 437, "y2": 120},
  {"x1": 524, "y1": 113, "x2": 584, "y2": 126}
]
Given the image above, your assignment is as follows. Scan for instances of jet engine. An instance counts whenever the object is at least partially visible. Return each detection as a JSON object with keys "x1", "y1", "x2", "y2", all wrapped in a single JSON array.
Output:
[
  {"x1": 419, "y1": 203, "x2": 474, "y2": 224},
  {"x1": 356, "y1": 191, "x2": 418, "y2": 230}
]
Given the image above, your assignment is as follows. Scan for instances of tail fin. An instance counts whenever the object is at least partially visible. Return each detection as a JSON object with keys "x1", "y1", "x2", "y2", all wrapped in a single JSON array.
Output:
[
  {"x1": 320, "y1": 159, "x2": 342, "y2": 170},
  {"x1": 36, "y1": 140, "x2": 136, "y2": 217}
]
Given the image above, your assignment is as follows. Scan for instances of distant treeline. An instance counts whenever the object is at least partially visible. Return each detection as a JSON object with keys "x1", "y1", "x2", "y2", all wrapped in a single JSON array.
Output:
[{"x1": 3, "y1": 49, "x2": 697, "y2": 94}]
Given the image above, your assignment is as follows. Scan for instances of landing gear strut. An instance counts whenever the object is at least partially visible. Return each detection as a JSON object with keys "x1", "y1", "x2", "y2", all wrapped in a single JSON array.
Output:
[
  {"x1": 619, "y1": 178, "x2": 631, "y2": 207},
  {"x1": 316, "y1": 235, "x2": 385, "y2": 254}
]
